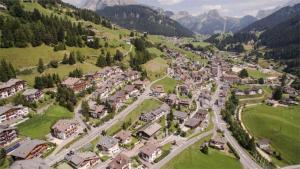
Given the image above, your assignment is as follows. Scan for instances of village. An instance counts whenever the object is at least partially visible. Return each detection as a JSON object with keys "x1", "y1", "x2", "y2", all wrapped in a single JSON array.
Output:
[{"x1": 0, "y1": 40, "x2": 299, "y2": 169}]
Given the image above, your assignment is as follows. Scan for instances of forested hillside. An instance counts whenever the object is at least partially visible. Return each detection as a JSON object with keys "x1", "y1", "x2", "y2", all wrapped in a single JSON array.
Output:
[
  {"x1": 97, "y1": 5, "x2": 194, "y2": 37},
  {"x1": 205, "y1": 4, "x2": 300, "y2": 83},
  {"x1": 0, "y1": 0, "x2": 111, "y2": 48}
]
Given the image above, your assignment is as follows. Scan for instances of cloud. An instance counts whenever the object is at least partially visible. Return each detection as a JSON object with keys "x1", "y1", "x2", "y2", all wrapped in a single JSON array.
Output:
[
  {"x1": 200, "y1": 5, "x2": 222, "y2": 12},
  {"x1": 157, "y1": 0, "x2": 184, "y2": 5}
]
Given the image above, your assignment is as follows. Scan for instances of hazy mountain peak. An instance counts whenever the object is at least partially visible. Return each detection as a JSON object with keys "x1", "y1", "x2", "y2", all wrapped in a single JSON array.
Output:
[
  {"x1": 82, "y1": 0, "x2": 136, "y2": 11},
  {"x1": 256, "y1": 0, "x2": 300, "y2": 19}
]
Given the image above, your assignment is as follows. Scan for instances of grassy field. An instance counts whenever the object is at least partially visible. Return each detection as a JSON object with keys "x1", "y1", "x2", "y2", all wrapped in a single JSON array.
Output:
[
  {"x1": 152, "y1": 77, "x2": 181, "y2": 93},
  {"x1": 17, "y1": 105, "x2": 74, "y2": 139},
  {"x1": 18, "y1": 62, "x2": 100, "y2": 86},
  {"x1": 162, "y1": 135, "x2": 242, "y2": 169},
  {"x1": 242, "y1": 104, "x2": 300, "y2": 166},
  {"x1": 247, "y1": 69, "x2": 269, "y2": 79},
  {"x1": 143, "y1": 57, "x2": 169, "y2": 81},
  {"x1": 107, "y1": 99, "x2": 162, "y2": 136},
  {"x1": 147, "y1": 47, "x2": 164, "y2": 57}
]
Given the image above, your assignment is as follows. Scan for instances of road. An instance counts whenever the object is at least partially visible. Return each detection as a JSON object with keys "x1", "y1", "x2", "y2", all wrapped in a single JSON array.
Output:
[
  {"x1": 211, "y1": 64, "x2": 262, "y2": 169},
  {"x1": 45, "y1": 76, "x2": 166, "y2": 166}
]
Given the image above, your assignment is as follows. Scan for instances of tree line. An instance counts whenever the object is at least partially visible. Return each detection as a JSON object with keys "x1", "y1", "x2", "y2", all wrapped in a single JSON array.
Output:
[
  {"x1": 0, "y1": 59, "x2": 16, "y2": 82},
  {"x1": 0, "y1": 1, "x2": 101, "y2": 48}
]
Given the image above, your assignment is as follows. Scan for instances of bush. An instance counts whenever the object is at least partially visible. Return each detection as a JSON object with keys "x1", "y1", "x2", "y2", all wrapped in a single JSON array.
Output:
[{"x1": 49, "y1": 60, "x2": 59, "y2": 68}]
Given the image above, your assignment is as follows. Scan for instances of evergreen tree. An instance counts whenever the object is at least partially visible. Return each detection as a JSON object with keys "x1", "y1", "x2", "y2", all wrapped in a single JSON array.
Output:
[
  {"x1": 0, "y1": 148, "x2": 6, "y2": 166},
  {"x1": 96, "y1": 54, "x2": 107, "y2": 67},
  {"x1": 37, "y1": 58, "x2": 45, "y2": 73},
  {"x1": 273, "y1": 87, "x2": 283, "y2": 100},
  {"x1": 106, "y1": 52, "x2": 112, "y2": 66},
  {"x1": 0, "y1": 59, "x2": 16, "y2": 82},
  {"x1": 62, "y1": 53, "x2": 69, "y2": 64},
  {"x1": 68, "y1": 51, "x2": 76, "y2": 65},
  {"x1": 114, "y1": 49, "x2": 123, "y2": 62},
  {"x1": 239, "y1": 69, "x2": 249, "y2": 78},
  {"x1": 69, "y1": 68, "x2": 83, "y2": 78},
  {"x1": 258, "y1": 78, "x2": 265, "y2": 84},
  {"x1": 81, "y1": 101, "x2": 90, "y2": 121}
]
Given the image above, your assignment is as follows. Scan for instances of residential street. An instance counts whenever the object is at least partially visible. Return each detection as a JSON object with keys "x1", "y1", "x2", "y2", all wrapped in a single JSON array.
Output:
[
  {"x1": 44, "y1": 76, "x2": 166, "y2": 166},
  {"x1": 211, "y1": 64, "x2": 262, "y2": 169}
]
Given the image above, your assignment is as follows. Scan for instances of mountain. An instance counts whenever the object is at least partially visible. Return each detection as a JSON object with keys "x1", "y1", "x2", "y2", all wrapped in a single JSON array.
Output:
[
  {"x1": 207, "y1": 4, "x2": 300, "y2": 79},
  {"x1": 171, "y1": 10, "x2": 257, "y2": 35},
  {"x1": 81, "y1": 0, "x2": 136, "y2": 10},
  {"x1": 256, "y1": 0, "x2": 300, "y2": 19},
  {"x1": 97, "y1": 5, "x2": 194, "y2": 37},
  {"x1": 241, "y1": 4, "x2": 300, "y2": 32}
]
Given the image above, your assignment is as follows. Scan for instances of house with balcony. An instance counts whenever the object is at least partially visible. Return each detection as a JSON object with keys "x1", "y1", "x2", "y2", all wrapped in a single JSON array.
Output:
[
  {"x1": 51, "y1": 119, "x2": 79, "y2": 140},
  {"x1": 0, "y1": 79, "x2": 26, "y2": 99},
  {"x1": 10, "y1": 138, "x2": 48, "y2": 160},
  {"x1": 65, "y1": 151, "x2": 100, "y2": 169},
  {"x1": 22, "y1": 89, "x2": 43, "y2": 102},
  {"x1": 0, "y1": 125, "x2": 18, "y2": 147},
  {"x1": 0, "y1": 105, "x2": 29, "y2": 124}
]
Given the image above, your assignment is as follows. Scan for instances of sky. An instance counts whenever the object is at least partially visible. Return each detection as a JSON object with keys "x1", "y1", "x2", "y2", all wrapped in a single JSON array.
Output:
[
  {"x1": 137, "y1": 0, "x2": 288, "y2": 17},
  {"x1": 63, "y1": 0, "x2": 291, "y2": 17}
]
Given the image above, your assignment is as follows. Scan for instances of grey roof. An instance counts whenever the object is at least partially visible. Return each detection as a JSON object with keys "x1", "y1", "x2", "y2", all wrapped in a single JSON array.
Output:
[
  {"x1": 0, "y1": 124, "x2": 16, "y2": 133},
  {"x1": 10, "y1": 139, "x2": 47, "y2": 159},
  {"x1": 257, "y1": 139, "x2": 270, "y2": 146},
  {"x1": 140, "y1": 123, "x2": 161, "y2": 137},
  {"x1": 22, "y1": 89, "x2": 39, "y2": 96},
  {"x1": 0, "y1": 104, "x2": 25, "y2": 116},
  {"x1": 184, "y1": 118, "x2": 201, "y2": 128},
  {"x1": 65, "y1": 151, "x2": 98, "y2": 166},
  {"x1": 98, "y1": 136, "x2": 119, "y2": 149},
  {"x1": 51, "y1": 119, "x2": 78, "y2": 132},
  {"x1": 0, "y1": 79, "x2": 24, "y2": 90},
  {"x1": 9, "y1": 158, "x2": 50, "y2": 169},
  {"x1": 173, "y1": 111, "x2": 188, "y2": 120}
]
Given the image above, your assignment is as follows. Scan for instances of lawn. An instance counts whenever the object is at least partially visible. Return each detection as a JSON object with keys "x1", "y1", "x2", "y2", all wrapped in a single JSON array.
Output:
[
  {"x1": 247, "y1": 69, "x2": 269, "y2": 79},
  {"x1": 0, "y1": 44, "x2": 66, "y2": 68},
  {"x1": 147, "y1": 47, "x2": 164, "y2": 57},
  {"x1": 143, "y1": 57, "x2": 169, "y2": 81},
  {"x1": 153, "y1": 77, "x2": 181, "y2": 93},
  {"x1": 242, "y1": 104, "x2": 300, "y2": 166},
  {"x1": 17, "y1": 105, "x2": 74, "y2": 139},
  {"x1": 18, "y1": 62, "x2": 100, "y2": 86},
  {"x1": 107, "y1": 99, "x2": 162, "y2": 136},
  {"x1": 162, "y1": 135, "x2": 242, "y2": 169}
]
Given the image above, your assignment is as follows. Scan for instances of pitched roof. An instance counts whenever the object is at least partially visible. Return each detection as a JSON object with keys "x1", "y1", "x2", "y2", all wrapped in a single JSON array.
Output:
[
  {"x1": 10, "y1": 139, "x2": 47, "y2": 159},
  {"x1": 0, "y1": 104, "x2": 25, "y2": 116},
  {"x1": 98, "y1": 136, "x2": 119, "y2": 149},
  {"x1": 173, "y1": 111, "x2": 188, "y2": 120},
  {"x1": 52, "y1": 119, "x2": 78, "y2": 132},
  {"x1": 22, "y1": 89, "x2": 39, "y2": 96},
  {"x1": 65, "y1": 151, "x2": 98, "y2": 166},
  {"x1": 61, "y1": 77, "x2": 81, "y2": 86},
  {"x1": 139, "y1": 123, "x2": 161, "y2": 137},
  {"x1": 140, "y1": 142, "x2": 160, "y2": 156},
  {"x1": 9, "y1": 158, "x2": 50, "y2": 169},
  {"x1": 0, "y1": 124, "x2": 16, "y2": 133},
  {"x1": 0, "y1": 79, "x2": 24, "y2": 90},
  {"x1": 108, "y1": 153, "x2": 130, "y2": 169},
  {"x1": 184, "y1": 118, "x2": 201, "y2": 128},
  {"x1": 114, "y1": 130, "x2": 131, "y2": 142}
]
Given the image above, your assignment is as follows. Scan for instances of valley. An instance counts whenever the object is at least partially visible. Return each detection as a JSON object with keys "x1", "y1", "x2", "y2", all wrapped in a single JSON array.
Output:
[{"x1": 0, "y1": 0, "x2": 299, "y2": 169}]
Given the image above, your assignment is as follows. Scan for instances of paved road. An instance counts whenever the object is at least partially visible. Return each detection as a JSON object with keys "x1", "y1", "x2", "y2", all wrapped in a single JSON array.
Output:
[
  {"x1": 151, "y1": 130, "x2": 214, "y2": 169},
  {"x1": 212, "y1": 64, "x2": 262, "y2": 169},
  {"x1": 45, "y1": 76, "x2": 166, "y2": 166}
]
